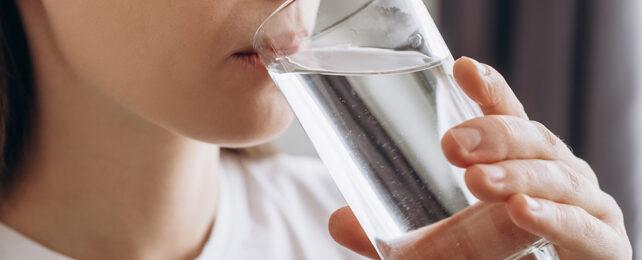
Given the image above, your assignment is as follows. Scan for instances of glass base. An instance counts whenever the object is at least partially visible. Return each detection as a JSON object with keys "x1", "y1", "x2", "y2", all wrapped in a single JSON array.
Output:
[{"x1": 504, "y1": 239, "x2": 559, "y2": 260}]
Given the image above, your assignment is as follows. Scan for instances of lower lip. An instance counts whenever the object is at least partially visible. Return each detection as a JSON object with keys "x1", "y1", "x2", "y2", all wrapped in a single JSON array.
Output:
[{"x1": 231, "y1": 53, "x2": 266, "y2": 71}]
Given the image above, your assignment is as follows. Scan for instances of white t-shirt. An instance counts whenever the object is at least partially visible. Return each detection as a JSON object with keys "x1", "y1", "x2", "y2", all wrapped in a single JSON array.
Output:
[{"x1": 0, "y1": 153, "x2": 365, "y2": 259}]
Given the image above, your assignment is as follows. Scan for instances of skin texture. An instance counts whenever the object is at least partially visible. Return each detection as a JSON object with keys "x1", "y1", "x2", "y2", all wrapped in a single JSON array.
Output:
[
  {"x1": 0, "y1": 0, "x2": 630, "y2": 259},
  {"x1": 32, "y1": 0, "x2": 293, "y2": 146},
  {"x1": 1, "y1": 0, "x2": 292, "y2": 259},
  {"x1": 328, "y1": 58, "x2": 632, "y2": 260}
]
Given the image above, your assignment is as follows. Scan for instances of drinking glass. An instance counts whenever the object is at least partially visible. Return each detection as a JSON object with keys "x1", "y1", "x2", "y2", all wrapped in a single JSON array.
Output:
[{"x1": 254, "y1": 0, "x2": 559, "y2": 259}]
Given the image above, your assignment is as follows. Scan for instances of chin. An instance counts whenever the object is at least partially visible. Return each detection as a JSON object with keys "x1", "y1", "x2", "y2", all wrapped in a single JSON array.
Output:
[
  {"x1": 220, "y1": 116, "x2": 294, "y2": 148},
  {"x1": 179, "y1": 105, "x2": 295, "y2": 148},
  {"x1": 216, "y1": 88, "x2": 295, "y2": 147},
  {"x1": 157, "y1": 74, "x2": 295, "y2": 147}
]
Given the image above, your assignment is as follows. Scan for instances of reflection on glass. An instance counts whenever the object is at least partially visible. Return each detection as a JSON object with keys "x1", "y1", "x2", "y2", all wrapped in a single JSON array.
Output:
[{"x1": 255, "y1": 1, "x2": 558, "y2": 259}]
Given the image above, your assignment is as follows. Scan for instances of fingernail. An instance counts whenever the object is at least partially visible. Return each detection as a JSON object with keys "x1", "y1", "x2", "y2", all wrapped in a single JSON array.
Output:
[
  {"x1": 524, "y1": 195, "x2": 542, "y2": 212},
  {"x1": 479, "y1": 165, "x2": 505, "y2": 183},
  {"x1": 472, "y1": 59, "x2": 491, "y2": 76},
  {"x1": 450, "y1": 127, "x2": 482, "y2": 152}
]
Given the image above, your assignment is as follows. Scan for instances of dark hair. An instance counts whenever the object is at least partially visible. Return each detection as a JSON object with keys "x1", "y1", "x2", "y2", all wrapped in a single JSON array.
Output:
[{"x1": 0, "y1": 0, "x2": 35, "y2": 195}]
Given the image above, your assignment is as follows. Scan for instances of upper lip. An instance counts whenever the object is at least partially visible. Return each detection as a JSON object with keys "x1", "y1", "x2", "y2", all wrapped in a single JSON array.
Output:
[
  {"x1": 252, "y1": 29, "x2": 308, "y2": 58},
  {"x1": 274, "y1": 30, "x2": 307, "y2": 55}
]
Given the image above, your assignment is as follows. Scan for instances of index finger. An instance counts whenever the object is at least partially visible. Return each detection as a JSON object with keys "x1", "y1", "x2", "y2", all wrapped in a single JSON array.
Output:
[
  {"x1": 453, "y1": 57, "x2": 529, "y2": 119},
  {"x1": 384, "y1": 203, "x2": 539, "y2": 260},
  {"x1": 330, "y1": 204, "x2": 541, "y2": 260}
]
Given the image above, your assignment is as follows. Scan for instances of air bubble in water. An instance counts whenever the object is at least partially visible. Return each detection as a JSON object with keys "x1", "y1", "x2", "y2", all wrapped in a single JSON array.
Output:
[{"x1": 408, "y1": 33, "x2": 423, "y2": 48}]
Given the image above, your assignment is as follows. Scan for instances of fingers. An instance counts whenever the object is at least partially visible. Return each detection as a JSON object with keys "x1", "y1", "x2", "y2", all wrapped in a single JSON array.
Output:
[
  {"x1": 328, "y1": 207, "x2": 379, "y2": 259},
  {"x1": 449, "y1": 57, "x2": 632, "y2": 259},
  {"x1": 442, "y1": 116, "x2": 574, "y2": 167},
  {"x1": 464, "y1": 160, "x2": 619, "y2": 222},
  {"x1": 453, "y1": 57, "x2": 528, "y2": 119},
  {"x1": 506, "y1": 194, "x2": 631, "y2": 260},
  {"x1": 381, "y1": 203, "x2": 541, "y2": 260}
]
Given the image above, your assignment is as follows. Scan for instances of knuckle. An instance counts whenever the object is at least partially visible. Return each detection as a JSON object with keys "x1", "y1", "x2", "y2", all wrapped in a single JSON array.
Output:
[
  {"x1": 557, "y1": 161, "x2": 583, "y2": 195},
  {"x1": 530, "y1": 121, "x2": 564, "y2": 158},
  {"x1": 579, "y1": 213, "x2": 599, "y2": 241},
  {"x1": 483, "y1": 79, "x2": 502, "y2": 109},
  {"x1": 480, "y1": 72, "x2": 509, "y2": 110},
  {"x1": 565, "y1": 206, "x2": 591, "y2": 235},
  {"x1": 566, "y1": 206, "x2": 603, "y2": 245},
  {"x1": 549, "y1": 203, "x2": 564, "y2": 226},
  {"x1": 489, "y1": 116, "x2": 520, "y2": 141},
  {"x1": 545, "y1": 205, "x2": 566, "y2": 241},
  {"x1": 505, "y1": 161, "x2": 533, "y2": 190},
  {"x1": 574, "y1": 158, "x2": 600, "y2": 185},
  {"x1": 480, "y1": 116, "x2": 518, "y2": 159},
  {"x1": 602, "y1": 193, "x2": 619, "y2": 210},
  {"x1": 515, "y1": 102, "x2": 527, "y2": 117},
  {"x1": 601, "y1": 192, "x2": 624, "y2": 222}
]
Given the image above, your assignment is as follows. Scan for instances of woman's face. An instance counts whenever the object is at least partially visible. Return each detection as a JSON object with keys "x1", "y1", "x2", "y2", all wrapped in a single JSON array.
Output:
[{"x1": 39, "y1": 0, "x2": 293, "y2": 147}]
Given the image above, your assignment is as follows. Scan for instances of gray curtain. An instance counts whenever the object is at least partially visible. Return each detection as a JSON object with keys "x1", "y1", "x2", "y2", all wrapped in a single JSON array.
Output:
[
  {"x1": 634, "y1": 7, "x2": 641, "y2": 252},
  {"x1": 439, "y1": 0, "x2": 641, "y2": 256}
]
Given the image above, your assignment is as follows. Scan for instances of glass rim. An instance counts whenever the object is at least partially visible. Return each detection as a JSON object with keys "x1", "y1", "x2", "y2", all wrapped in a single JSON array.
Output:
[{"x1": 252, "y1": 0, "x2": 380, "y2": 51}]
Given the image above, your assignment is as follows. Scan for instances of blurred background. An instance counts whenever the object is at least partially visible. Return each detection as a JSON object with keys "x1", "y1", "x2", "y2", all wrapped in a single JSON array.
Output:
[{"x1": 273, "y1": 0, "x2": 642, "y2": 256}]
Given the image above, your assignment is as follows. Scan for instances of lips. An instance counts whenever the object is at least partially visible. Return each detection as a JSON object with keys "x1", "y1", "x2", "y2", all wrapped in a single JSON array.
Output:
[
  {"x1": 232, "y1": 28, "x2": 306, "y2": 68},
  {"x1": 247, "y1": 0, "x2": 316, "y2": 67},
  {"x1": 231, "y1": 50, "x2": 264, "y2": 68},
  {"x1": 267, "y1": 29, "x2": 308, "y2": 55},
  {"x1": 237, "y1": 14, "x2": 310, "y2": 69},
  {"x1": 248, "y1": 29, "x2": 307, "y2": 67}
]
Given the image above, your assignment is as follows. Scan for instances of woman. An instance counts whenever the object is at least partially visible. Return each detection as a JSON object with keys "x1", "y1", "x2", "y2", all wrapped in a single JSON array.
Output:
[{"x1": 0, "y1": 0, "x2": 631, "y2": 259}]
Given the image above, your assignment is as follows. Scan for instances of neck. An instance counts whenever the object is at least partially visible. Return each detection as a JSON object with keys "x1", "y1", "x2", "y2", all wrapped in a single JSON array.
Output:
[{"x1": 0, "y1": 1, "x2": 220, "y2": 259}]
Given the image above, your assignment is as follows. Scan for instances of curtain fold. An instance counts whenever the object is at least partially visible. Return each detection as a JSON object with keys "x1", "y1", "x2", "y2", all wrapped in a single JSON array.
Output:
[
  {"x1": 440, "y1": 0, "x2": 640, "y2": 256},
  {"x1": 634, "y1": 0, "x2": 642, "y2": 253},
  {"x1": 632, "y1": 75, "x2": 642, "y2": 256}
]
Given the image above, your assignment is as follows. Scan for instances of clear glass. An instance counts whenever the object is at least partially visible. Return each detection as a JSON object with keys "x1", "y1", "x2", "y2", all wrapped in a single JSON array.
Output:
[{"x1": 254, "y1": 0, "x2": 559, "y2": 259}]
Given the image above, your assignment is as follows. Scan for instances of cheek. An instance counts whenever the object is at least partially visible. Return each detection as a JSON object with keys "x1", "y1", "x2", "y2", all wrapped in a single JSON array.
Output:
[
  {"x1": 42, "y1": 0, "x2": 294, "y2": 145},
  {"x1": 96, "y1": 43, "x2": 295, "y2": 146},
  {"x1": 43, "y1": 0, "x2": 232, "y2": 88},
  {"x1": 152, "y1": 69, "x2": 296, "y2": 146}
]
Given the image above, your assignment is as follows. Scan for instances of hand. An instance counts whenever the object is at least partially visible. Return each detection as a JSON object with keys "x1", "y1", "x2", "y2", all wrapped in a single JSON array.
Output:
[{"x1": 328, "y1": 57, "x2": 632, "y2": 260}]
